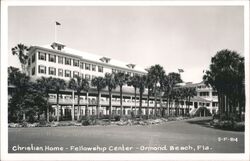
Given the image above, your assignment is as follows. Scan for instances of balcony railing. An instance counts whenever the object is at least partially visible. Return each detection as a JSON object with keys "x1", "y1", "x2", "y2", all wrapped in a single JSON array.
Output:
[{"x1": 48, "y1": 98, "x2": 162, "y2": 107}]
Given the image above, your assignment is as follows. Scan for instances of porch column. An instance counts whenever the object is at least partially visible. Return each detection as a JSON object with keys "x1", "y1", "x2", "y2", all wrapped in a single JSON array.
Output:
[{"x1": 71, "y1": 91, "x2": 75, "y2": 121}]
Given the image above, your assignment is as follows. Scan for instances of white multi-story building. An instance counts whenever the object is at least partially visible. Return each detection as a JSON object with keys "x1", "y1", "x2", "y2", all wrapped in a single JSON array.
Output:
[
  {"x1": 179, "y1": 82, "x2": 218, "y2": 116},
  {"x1": 26, "y1": 42, "x2": 151, "y2": 120},
  {"x1": 27, "y1": 42, "x2": 146, "y2": 80},
  {"x1": 22, "y1": 42, "x2": 218, "y2": 120}
]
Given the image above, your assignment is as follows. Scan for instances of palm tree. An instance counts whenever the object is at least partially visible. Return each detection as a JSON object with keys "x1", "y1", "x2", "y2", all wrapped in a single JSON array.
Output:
[
  {"x1": 104, "y1": 73, "x2": 117, "y2": 123},
  {"x1": 8, "y1": 67, "x2": 31, "y2": 121},
  {"x1": 36, "y1": 77, "x2": 54, "y2": 122},
  {"x1": 114, "y1": 72, "x2": 129, "y2": 117},
  {"x1": 145, "y1": 74, "x2": 154, "y2": 118},
  {"x1": 186, "y1": 87, "x2": 196, "y2": 115},
  {"x1": 163, "y1": 72, "x2": 182, "y2": 116},
  {"x1": 147, "y1": 65, "x2": 166, "y2": 117},
  {"x1": 91, "y1": 76, "x2": 106, "y2": 118},
  {"x1": 137, "y1": 75, "x2": 147, "y2": 117},
  {"x1": 128, "y1": 74, "x2": 140, "y2": 117},
  {"x1": 172, "y1": 88, "x2": 181, "y2": 116},
  {"x1": 203, "y1": 49, "x2": 244, "y2": 121},
  {"x1": 11, "y1": 44, "x2": 29, "y2": 74},
  {"x1": 51, "y1": 78, "x2": 66, "y2": 121},
  {"x1": 68, "y1": 76, "x2": 90, "y2": 120}
]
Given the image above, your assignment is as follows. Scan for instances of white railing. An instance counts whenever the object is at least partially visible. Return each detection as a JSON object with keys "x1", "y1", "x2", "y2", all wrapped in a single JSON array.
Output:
[{"x1": 48, "y1": 98, "x2": 162, "y2": 107}]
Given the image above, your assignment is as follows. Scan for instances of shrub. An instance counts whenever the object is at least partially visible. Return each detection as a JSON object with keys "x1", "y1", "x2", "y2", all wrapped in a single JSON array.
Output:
[
  {"x1": 20, "y1": 121, "x2": 28, "y2": 127},
  {"x1": 81, "y1": 116, "x2": 97, "y2": 126},
  {"x1": 39, "y1": 118, "x2": 47, "y2": 126},
  {"x1": 114, "y1": 115, "x2": 120, "y2": 121}
]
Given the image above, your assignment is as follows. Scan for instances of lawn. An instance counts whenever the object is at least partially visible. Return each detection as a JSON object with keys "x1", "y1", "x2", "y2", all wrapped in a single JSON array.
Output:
[{"x1": 8, "y1": 117, "x2": 244, "y2": 153}]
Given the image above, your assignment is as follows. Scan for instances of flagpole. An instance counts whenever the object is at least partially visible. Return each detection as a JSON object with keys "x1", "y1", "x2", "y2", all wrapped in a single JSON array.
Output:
[{"x1": 54, "y1": 22, "x2": 57, "y2": 42}]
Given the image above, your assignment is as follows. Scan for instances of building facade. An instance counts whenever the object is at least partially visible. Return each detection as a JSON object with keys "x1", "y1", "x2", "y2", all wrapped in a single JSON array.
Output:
[{"x1": 21, "y1": 42, "x2": 218, "y2": 120}]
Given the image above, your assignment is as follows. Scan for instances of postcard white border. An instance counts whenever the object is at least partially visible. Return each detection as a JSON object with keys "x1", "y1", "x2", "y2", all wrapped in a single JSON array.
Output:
[{"x1": 1, "y1": 0, "x2": 249, "y2": 161}]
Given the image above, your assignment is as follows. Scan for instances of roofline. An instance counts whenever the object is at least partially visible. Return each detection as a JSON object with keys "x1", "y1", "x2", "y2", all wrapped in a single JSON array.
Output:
[{"x1": 29, "y1": 46, "x2": 147, "y2": 74}]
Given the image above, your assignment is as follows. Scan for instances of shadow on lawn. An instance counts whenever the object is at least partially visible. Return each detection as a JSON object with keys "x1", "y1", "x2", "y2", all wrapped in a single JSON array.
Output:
[
  {"x1": 186, "y1": 117, "x2": 244, "y2": 132},
  {"x1": 186, "y1": 117, "x2": 213, "y2": 128}
]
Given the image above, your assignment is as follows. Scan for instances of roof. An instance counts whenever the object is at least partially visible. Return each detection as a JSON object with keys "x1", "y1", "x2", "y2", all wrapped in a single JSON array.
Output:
[
  {"x1": 38, "y1": 43, "x2": 147, "y2": 73},
  {"x1": 190, "y1": 96, "x2": 211, "y2": 103},
  {"x1": 178, "y1": 81, "x2": 206, "y2": 88}
]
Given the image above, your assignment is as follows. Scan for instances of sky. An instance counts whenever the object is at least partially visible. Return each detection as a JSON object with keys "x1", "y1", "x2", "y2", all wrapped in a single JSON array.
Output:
[{"x1": 8, "y1": 6, "x2": 244, "y2": 83}]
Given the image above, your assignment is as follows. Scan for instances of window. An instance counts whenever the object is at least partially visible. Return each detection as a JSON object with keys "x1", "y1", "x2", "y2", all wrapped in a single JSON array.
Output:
[
  {"x1": 206, "y1": 103, "x2": 210, "y2": 106},
  {"x1": 73, "y1": 71, "x2": 79, "y2": 78},
  {"x1": 85, "y1": 63, "x2": 90, "y2": 70},
  {"x1": 58, "y1": 56, "x2": 63, "y2": 64},
  {"x1": 127, "y1": 72, "x2": 131, "y2": 76},
  {"x1": 85, "y1": 74, "x2": 90, "y2": 80},
  {"x1": 32, "y1": 54, "x2": 35, "y2": 63},
  {"x1": 81, "y1": 73, "x2": 84, "y2": 79},
  {"x1": 32, "y1": 67, "x2": 35, "y2": 75},
  {"x1": 28, "y1": 58, "x2": 31, "y2": 66},
  {"x1": 80, "y1": 62, "x2": 84, "y2": 69},
  {"x1": 65, "y1": 58, "x2": 71, "y2": 65},
  {"x1": 38, "y1": 65, "x2": 46, "y2": 74},
  {"x1": 212, "y1": 102, "x2": 218, "y2": 107},
  {"x1": 58, "y1": 69, "x2": 63, "y2": 77},
  {"x1": 212, "y1": 92, "x2": 218, "y2": 96},
  {"x1": 200, "y1": 92, "x2": 209, "y2": 96},
  {"x1": 65, "y1": 70, "x2": 71, "y2": 77},
  {"x1": 92, "y1": 75, "x2": 96, "y2": 80},
  {"x1": 49, "y1": 54, "x2": 56, "y2": 62},
  {"x1": 38, "y1": 52, "x2": 46, "y2": 60},
  {"x1": 98, "y1": 66, "x2": 103, "y2": 73},
  {"x1": 92, "y1": 65, "x2": 96, "y2": 71},
  {"x1": 73, "y1": 59, "x2": 79, "y2": 67},
  {"x1": 49, "y1": 67, "x2": 56, "y2": 75}
]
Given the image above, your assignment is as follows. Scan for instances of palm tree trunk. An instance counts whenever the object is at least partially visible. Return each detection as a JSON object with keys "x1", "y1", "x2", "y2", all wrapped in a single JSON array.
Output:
[
  {"x1": 56, "y1": 92, "x2": 60, "y2": 121},
  {"x1": 23, "y1": 113, "x2": 26, "y2": 121},
  {"x1": 109, "y1": 91, "x2": 112, "y2": 123},
  {"x1": 85, "y1": 92, "x2": 89, "y2": 117},
  {"x1": 71, "y1": 91, "x2": 75, "y2": 121},
  {"x1": 147, "y1": 90, "x2": 150, "y2": 119},
  {"x1": 77, "y1": 93, "x2": 80, "y2": 120},
  {"x1": 120, "y1": 86, "x2": 123, "y2": 117},
  {"x1": 46, "y1": 95, "x2": 49, "y2": 122},
  {"x1": 133, "y1": 88, "x2": 137, "y2": 118},
  {"x1": 160, "y1": 96, "x2": 163, "y2": 117},
  {"x1": 97, "y1": 91, "x2": 100, "y2": 119},
  {"x1": 154, "y1": 84, "x2": 157, "y2": 118},
  {"x1": 139, "y1": 91, "x2": 143, "y2": 117}
]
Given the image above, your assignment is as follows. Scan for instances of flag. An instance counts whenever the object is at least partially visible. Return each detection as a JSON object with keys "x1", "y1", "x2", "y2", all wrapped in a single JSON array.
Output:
[
  {"x1": 56, "y1": 21, "x2": 61, "y2": 25},
  {"x1": 178, "y1": 69, "x2": 184, "y2": 73}
]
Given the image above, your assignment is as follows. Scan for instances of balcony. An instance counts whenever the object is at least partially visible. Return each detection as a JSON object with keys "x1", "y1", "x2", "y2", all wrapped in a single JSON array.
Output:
[{"x1": 48, "y1": 98, "x2": 162, "y2": 108}]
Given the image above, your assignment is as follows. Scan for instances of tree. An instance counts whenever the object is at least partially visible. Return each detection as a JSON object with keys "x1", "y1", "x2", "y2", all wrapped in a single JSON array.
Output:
[
  {"x1": 51, "y1": 78, "x2": 66, "y2": 121},
  {"x1": 203, "y1": 49, "x2": 245, "y2": 121},
  {"x1": 137, "y1": 75, "x2": 146, "y2": 117},
  {"x1": 114, "y1": 72, "x2": 129, "y2": 117},
  {"x1": 186, "y1": 87, "x2": 196, "y2": 115},
  {"x1": 172, "y1": 88, "x2": 181, "y2": 116},
  {"x1": 11, "y1": 44, "x2": 29, "y2": 74},
  {"x1": 104, "y1": 73, "x2": 117, "y2": 123},
  {"x1": 145, "y1": 74, "x2": 154, "y2": 118},
  {"x1": 36, "y1": 77, "x2": 54, "y2": 122},
  {"x1": 91, "y1": 76, "x2": 106, "y2": 118},
  {"x1": 147, "y1": 65, "x2": 166, "y2": 117},
  {"x1": 163, "y1": 72, "x2": 182, "y2": 117},
  {"x1": 68, "y1": 76, "x2": 90, "y2": 120},
  {"x1": 8, "y1": 67, "x2": 31, "y2": 121},
  {"x1": 128, "y1": 74, "x2": 140, "y2": 117}
]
